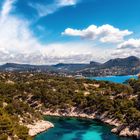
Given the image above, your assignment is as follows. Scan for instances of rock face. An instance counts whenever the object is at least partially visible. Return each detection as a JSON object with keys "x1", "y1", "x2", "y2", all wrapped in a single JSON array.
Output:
[
  {"x1": 111, "y1": 125, "x2": 140, "y2": 139},
  {"x1": 43, "y1": 108, "x2": 120, "y2": 126},
  {"x1": 27, "y1": 120, "x2": 54, "y2": 137},
  {"x1": 43, "y1": 108, "x2": 140, "y2": 139},
  {"x1": 114, "y1": 127, "x2": 140, "y2": 139}
]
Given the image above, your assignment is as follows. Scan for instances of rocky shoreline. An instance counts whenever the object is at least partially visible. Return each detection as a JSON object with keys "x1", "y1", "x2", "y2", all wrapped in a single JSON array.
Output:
[
  {"x1": 26, "y1": 120, "x2": 54, "y2": 137},
  {"x1": 43, "y1": 108, "x2": 140, "y2": 139}
]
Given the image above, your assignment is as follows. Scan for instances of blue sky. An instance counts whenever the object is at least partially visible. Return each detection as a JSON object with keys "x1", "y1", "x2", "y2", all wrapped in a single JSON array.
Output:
[{"x1": 0, "y1": 0, "x2": 140, "y2": 64}]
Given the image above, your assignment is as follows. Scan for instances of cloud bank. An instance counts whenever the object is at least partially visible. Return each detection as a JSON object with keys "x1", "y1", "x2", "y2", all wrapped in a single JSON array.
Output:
[
  {"x1": 0, "y1": 0, "x2": 109, "y2": 64},
  {"x1": 62, "y1": 24, "x2": 132, "y2": 43},
  {"x1": 0, "y1": 0, "x2": 140, "y2": 64},
  {"x1": 62, "y1": 24, "x2": 140, "y2": 60},
  {"x1": 118, "y1": 38, "x2": 140, "y2": 49},
  {"x1": 111, "y1": 38, "x2": 140, "y2": 58}
]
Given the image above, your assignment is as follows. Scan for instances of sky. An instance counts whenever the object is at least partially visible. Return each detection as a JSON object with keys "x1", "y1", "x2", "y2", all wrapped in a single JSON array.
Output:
[{"x1": 0, "y1": 0, "x2": 140, "y2": 64}]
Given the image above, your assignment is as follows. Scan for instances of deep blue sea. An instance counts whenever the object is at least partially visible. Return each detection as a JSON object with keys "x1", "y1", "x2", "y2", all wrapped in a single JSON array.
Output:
[
  {"x1": 34, "y1": 116, "x2": 136, "y2": 140},
  {"x1": 87, "y1": 75, "x2": 138, "y2": 83}
]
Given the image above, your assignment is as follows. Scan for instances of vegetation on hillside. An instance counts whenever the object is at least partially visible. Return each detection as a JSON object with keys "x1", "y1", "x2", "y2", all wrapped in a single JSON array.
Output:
[{"x1": 0, "y1": 72, "x2": 139, "y2": 139}]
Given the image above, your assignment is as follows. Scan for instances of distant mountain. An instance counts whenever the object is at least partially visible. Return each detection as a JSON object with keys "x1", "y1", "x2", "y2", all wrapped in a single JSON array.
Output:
[
  {"x1": 0, "y1": 62, "x2": 88, "y2": 73},
  {"x1": 53, "y1": 63, "x2": 88, "y2": 72},
  {"x1": 1, "y1": 63, "x2": 36, "y2": 69},
  {"x1": 0, "y1": 56, "x2": 140, "y2": 76},
  {"x1": 103, "y1": 56, "x2": 140, "y2": 68},
  {"x1": 89, "y1": 61, "x2": 101, "y2": 67},
  {"x1": 0, "y1": 63, "x2": 52, "y2": 72},
  {"x1": 79, "y1": 56, "x2": 140, "y2": 76}
]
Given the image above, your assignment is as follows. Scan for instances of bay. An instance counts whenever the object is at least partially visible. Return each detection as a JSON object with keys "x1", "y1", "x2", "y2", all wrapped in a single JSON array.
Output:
[
  {"x1": 34, "y1": 116, "x2": 137, "y2": 140},
  {"x1": 87, "y1": 75, "x2": 138, "y2": 83},
  {"x1": 34, "y1": 75, "x2": 138, "y2": 140}
]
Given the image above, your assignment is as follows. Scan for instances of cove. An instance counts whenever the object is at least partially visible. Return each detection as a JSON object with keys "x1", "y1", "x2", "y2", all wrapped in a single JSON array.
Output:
[
  {"x1": 34, "y1": 116, "x2": 137, "y2": 140},
  {"x1": 87, "y1": 75, "x2": 138, "y2": 83}
]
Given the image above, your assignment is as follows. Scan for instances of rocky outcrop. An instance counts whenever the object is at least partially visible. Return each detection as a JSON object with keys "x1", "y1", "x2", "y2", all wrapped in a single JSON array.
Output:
[
  {"x1": 26, "y1": 120, "x2": 54, "y2": 137},
  {"x1": 43, "y1": 108, "x2": 120, "y2": 126},
  {"x1": 112, "y1": 126, "x2": 140, "y2": 139},
  {"x1": 43, "y1": 108, "x2": 140, "y2": 139}
]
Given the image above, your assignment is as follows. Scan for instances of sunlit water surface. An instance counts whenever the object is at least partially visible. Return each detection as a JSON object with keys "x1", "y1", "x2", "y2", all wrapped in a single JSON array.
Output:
[{"x1": 34, "y1": 116, "x2": 137, "y2": 140}]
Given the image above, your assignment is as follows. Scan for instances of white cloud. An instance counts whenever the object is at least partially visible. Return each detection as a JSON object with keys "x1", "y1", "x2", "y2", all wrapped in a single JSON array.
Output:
[
  {"x1": 112, "y1": 38, "x2": 140, "y2": 58},
  {"x1": 30, "y1": 43, "x2": 114, "y2": 64},
  {"x1": 29, "y1": 0, "x2": 79, "y2": 17},
  {"x1": 62, "y1": 24, "x2": 133, "y2": 43},
  {"x1": 1, "y1": 0, "x2": 16, "y2": 21},
  {"x1": 0, "y1": 0, "x2": 42, "y2": 53},
  {"x1": 0, "y1": 0, "x2": 112, "y2": 64},
  {"x1": 117, "y1": 38, "x2": 140, "y2": 49},
  {"x1": 58, "y1": 0, "x2": 78, "y2": 6},
  {"x1": 0, "y1": 0, "x2": 44, "y2": 63},
  {"x1": 112, "y1": 48, "x2": 140, "y2": 58},
  {"x1": 0, "y1": 0, "x2": 138, "y2": 65}
]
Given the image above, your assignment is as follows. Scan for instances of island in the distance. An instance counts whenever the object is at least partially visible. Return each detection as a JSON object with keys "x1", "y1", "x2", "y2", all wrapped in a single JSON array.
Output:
[{"x1": 0, "y1": 72, "x2": 140, "y2": 140}]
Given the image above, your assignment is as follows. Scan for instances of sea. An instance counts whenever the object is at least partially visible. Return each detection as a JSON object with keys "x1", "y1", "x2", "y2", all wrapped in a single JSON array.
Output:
[
  {"x1": 87, "y1": 75, "x2": 138, "y2": 84},
  {"x1": 35, "y1": 116, "x2": 137, "y2": 140},
  {"x1": 34, "y1": 75, "x2": 138, "y2": 140}
]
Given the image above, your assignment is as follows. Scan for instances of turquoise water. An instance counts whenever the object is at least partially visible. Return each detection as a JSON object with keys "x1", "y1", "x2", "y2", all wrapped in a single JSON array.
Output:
[
  {"x1": 34, "y1": 76, "x2": 138, "y2": 140},
  {"x1": 88, "y1": 75, "x2": 138, "y2": 83},
  {"x1": 34, "y1": 116, "x2": 136, "y2": 140}
]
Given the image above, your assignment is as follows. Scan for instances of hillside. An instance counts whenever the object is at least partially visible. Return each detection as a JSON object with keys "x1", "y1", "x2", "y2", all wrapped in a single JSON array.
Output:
[
  {"x1": 103, "y1": 56, "x2": 140, "y2": 67},
  {"x1": 0, "y1": 56, "x2": 140, "y2": 76},
  {"x1": 0, "y1": 72, "x2": 139, "y2": 139},
  {"x1": 77, "y1": 56, "x2": 140, "y2": 76}
]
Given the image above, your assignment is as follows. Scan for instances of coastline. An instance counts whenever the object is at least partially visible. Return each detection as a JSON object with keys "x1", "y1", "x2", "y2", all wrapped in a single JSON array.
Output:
[
  {"x1": 26, "y1": 120, "x2": 54, "y2": 137},
  {"x1": 43, "y1": 108, "x2": 140, "y2": 139}
]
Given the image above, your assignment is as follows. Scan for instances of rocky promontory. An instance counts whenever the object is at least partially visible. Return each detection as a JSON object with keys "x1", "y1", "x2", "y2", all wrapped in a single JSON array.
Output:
[
  {"x1": 111, "y1": 126, "x2": 140, "y2": 139},
  {"x1": 43, "y1": 108, "x2": 140, "y2": 139},
  {"x1": 26, "y1": 120, "x2": 54, "y2": 137}
]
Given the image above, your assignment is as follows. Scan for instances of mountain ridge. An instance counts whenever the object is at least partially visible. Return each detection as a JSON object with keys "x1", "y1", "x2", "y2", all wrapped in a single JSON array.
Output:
[{"x1": 0, "y1": 56, "x2": 140, "y2": 76}]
